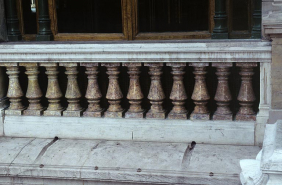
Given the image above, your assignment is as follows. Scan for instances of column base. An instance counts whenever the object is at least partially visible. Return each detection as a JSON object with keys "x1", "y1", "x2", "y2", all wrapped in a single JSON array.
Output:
[
  {"x1": 213, "y1": 114, "x2": 233, "y2": 121},
  {"x1": 5, "y1": 109, "x2": 25, "y2": 116},
  {"x1": 8, "y1": 35, "x2": 22, "y2": 41},
  {"x1": 24, "y1": 108, "x2": 46, "y2": 116},
  {"x1": 104, "y1": 110, "x2": 124, "y2": 118},
  {"x1": 235, "y1": 114, "x2": 256, "y2": 121},
  {"x1": 44, "y1": 109, "x2": 65, "y2": 117},
  {"x1": 212, "y1": 33, "x2": 228, "y2": 39},
  {"x1": 83, "y1": 110, "x2": 104, "y2": 117},
  {"x1": 146, "y1": 110, "x2": 166, "y2": 119},
  {"x1": 168, "y1": 111, "x2": 188, "y2": 120},
  {"x1": 251, "y1": 32, "x2": 261, "y2": 39},
  {"x1": 190, "y1": 112, "x2": 210, "y2": 121},
  {"x1": 63, "y1": 109, "x2": 84, "y2": 117},
  {"x1": 36, "y1": 35, "x2": 54, "y2": 41},
  {"x1": 125, "y1": 110, "x2": 145, "y2": 119}
]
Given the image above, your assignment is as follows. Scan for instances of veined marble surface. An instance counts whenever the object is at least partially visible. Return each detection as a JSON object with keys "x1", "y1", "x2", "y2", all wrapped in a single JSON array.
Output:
[{"x1": 0, "y1": 137, "x2": 260, "y2": 185}]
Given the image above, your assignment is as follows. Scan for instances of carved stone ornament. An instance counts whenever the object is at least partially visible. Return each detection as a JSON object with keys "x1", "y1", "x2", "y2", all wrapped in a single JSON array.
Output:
[
  {"x1": 190, "y1": 63, "x2": 210, "y2": 120},
  {"x1": 212, "y1": 63, "x2": 232, "y2": 120},
  {"x1": 0, "y1": 63, "x2": 25, "y2": 115},
  {"x1": 145, "y1": 63, "x2": 166, "y2": 119},
  {"x1": 102, "y1": 63, "x2": 124, "y2": 118},
  {"x1": 167, "y1": 63, "x2": 188, "y2": 120},
  {"x1": 123, "y1": 63, "x2": 145, "y2": 119},
  {"x1": 40, "y1": 63, "x2": 64, "y2": 116},
  {"x1": 20, "y1": 63, "x2": 45, "y2": 116},
  {"x1": 60, "y1": 63, "x2": 83, "y2": 117},
  {"x1": 236, "y1": 63, "x2": 257, "y2": 121},
  {"x1": 81, "y1": 63, "x2": 103, "y2": 117}
]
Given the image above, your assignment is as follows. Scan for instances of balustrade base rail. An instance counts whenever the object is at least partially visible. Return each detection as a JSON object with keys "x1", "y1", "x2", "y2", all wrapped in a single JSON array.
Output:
[{"x1": 3, "y1": 116, "x2": 255, "y2": 145}]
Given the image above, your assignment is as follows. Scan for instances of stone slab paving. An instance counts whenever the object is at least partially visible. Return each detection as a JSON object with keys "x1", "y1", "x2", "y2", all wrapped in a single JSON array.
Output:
[{"x1": 0, "y1": 137, "x2": 260, "y2": 185}]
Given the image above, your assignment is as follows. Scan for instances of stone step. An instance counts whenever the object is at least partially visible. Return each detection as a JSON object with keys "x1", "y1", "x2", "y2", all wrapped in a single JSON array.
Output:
[{"x1": 0, "y1": 137, "x2": 260, "y2": 185}]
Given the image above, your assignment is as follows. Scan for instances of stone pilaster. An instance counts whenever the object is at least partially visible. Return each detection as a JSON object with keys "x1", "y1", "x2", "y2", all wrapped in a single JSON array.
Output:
[
  {"x1": 167, "y1": 63, "x2": 188, "y2": 120},
  {"x1": 145, "y1": 63, "x2": 166, "y2": 119},
  {"x1": 102, "y1": 63, "x2": 124, "y2": 118},
  {"x1": 123, "y1": 63, "x2": 144, "y2": 119},
  {"x1": 190, "y1": 63, "x2": 210, "y2": 121},
  {"x1": 81, "y1": 63, "x2": 103, "y2": 117}
]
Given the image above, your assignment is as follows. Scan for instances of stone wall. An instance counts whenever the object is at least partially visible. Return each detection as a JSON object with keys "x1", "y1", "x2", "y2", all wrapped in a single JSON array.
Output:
[
  {"x1": 0, "y1": 0, "x2": 7, "y2": 41},
  {"x1": 262, "y1": 0, "x2": 282, "y2": 123}
]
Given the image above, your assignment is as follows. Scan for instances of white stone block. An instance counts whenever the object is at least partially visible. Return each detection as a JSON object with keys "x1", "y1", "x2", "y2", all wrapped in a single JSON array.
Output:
[{"x1": 3, "y1": 116, "x2": 256, "y2": 145}]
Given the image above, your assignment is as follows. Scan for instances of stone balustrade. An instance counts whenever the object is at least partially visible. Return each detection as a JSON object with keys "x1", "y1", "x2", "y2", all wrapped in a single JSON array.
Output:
[{"x1": 0, "y1": 62, "x2": 259, "y2": 121}]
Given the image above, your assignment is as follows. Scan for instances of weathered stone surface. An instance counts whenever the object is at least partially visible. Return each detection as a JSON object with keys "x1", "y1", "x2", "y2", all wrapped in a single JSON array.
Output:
[
  {"x1": 190, "y1": 63, "x2": 210, "y2": 121},
  {"x1": 81, "y1": 63, "x2": 103, "y2": 117},
  {"x1": 0, "y1": 137, "x2": 260, "y2": 185},
  {"x1": 236, "y1": 63, "x2": 257, "y2": 121},
  {"x1": 0, "y1": 63, "x2": 25, "y2": 115},
  {"x1": 123, "y1": 63, "x2": 144, "y2": 119},
  {"x1": 20, "y1": 63, "x2": 45, "y2": 116},
  {"x1": 167, "y1": 63, "x2": 188, "y2": 120},
  {"x1": 0, "y1": 0, "x2": 7, "y2": 41},
  {"x1": 60, "y1": 63, "x2": 83, "y2": 117},
  {"x1": 4, "y1": 116, "x2": 256, "y2": 145},
  {"x1": 212, "y1": 63, "x2": 232, "y2": 121},
  {"x1": 40, "y1": 63, "x2": 64, "y2": 116},
  {"x1": 145, "y1": 63, "x2": 166, "y2": 119},
  {"x1": 102, "y1": 63, "x2": 123, "y2": 118}
]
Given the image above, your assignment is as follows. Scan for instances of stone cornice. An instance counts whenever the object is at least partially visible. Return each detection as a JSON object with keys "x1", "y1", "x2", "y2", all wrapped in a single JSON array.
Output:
[{"x1": 0, "y1": 40, "x2": 271, "y2": 63}]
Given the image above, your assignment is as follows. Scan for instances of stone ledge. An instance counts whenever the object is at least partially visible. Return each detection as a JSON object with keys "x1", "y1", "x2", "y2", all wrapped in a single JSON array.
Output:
[
  {"x1": 0, "y1": 137, "x2": 260, "y2": 185},
  {"x1": 3, "y1": 116, "x2": 256, "y2": 145},
  {"x1": 0, "y1": 41, "x2": 271, "y2": 63}
]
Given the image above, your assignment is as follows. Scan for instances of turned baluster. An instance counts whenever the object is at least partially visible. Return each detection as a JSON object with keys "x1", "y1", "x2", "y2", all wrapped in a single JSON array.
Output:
[
  {"x1": 145, "y1": 63, "x2": 166, "y2": 119},
  {"x1": 102, "y1": 63, "x2": 123, "y2": 118},
  {"x1": 123, "y1": 63, "x2": 144, "y2": 119},
  {"x1": 40, "y1": 63, "x2": 64, "y2": 116},
  {"x1": 1, "y1": 63, "x2": 25, "y2": 115},
  {"x1": 20, "y1": 63, "x2": 44, "y2": 116},
  {"x1": 212, "y1": 63, "x2": 232, "y2": 120},
  {"x1": 190, "y1": 63, "x2": 210, "y2": 120},
  {"x1": 167, "y1": 63, "x2": 188, "y2": 120},
  {"x1": 81, "y1": 63, "x2": 103, "y2": 117},
  {"x1": 236, "y1": 63, "x2": 257, "y2": 121},
  {"x1": 60, "y1": 63, "x2": 83, "y2": 117}
]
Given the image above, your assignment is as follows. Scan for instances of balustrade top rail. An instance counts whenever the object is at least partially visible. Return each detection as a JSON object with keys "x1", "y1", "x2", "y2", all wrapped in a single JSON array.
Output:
[{"x1": 0, "y1": 41, "x2": 271, "y2": 63}]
